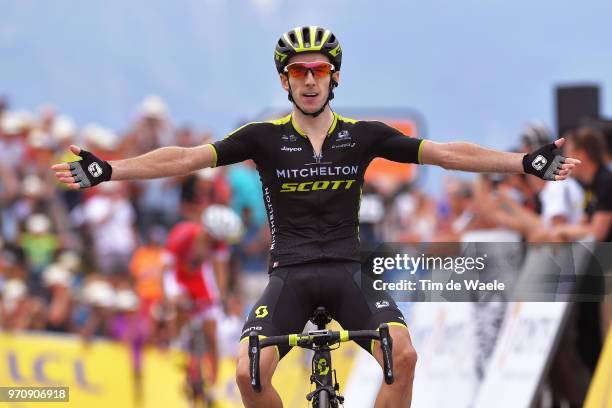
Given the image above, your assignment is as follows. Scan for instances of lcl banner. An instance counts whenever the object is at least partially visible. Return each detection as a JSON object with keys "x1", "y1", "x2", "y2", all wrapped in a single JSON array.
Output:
[
  {"x1": 0, "y1": 332, "x2": 191, "y2": 408},
  {"x1": 0, "y1": 332, "x2": 134, "y2": 408}
]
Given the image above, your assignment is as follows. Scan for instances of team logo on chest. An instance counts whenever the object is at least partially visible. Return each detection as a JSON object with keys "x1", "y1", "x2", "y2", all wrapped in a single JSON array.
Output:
[
  {"x1": 281, "y1": 146, "x2": 302, "y2": 152},
  {"x1": 281, "y1": 134, "x2": 301, "y2": 152},
  {"x1": 337, "y1": 130, "x2": 351, "y2": 141},
  {"x1": 281, "y1": 134, "x2": 297, "y2": 142},
  {"x1": 333, "y1": 130, "x2": 355, "y2": 149}
]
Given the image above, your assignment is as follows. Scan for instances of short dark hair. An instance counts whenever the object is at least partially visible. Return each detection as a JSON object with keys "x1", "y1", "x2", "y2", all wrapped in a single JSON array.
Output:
[
  {"x1": 563, "y1": 127, "x2": 606, "y2": 164},
  {"x1": 580, "y1": 117, "x2": 612, "y2": 157}
]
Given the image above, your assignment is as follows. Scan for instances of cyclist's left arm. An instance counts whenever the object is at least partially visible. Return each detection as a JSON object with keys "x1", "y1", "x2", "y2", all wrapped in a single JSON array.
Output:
[
  {"x1": 371, "y1": 121, "x2": 579, "y2": 180},
  {"x1": 370, "y1": 121, "x2": 522, "y2": 172},
  {"x1": 419, "y1": 140, "x2": 524, "y2": 173}
]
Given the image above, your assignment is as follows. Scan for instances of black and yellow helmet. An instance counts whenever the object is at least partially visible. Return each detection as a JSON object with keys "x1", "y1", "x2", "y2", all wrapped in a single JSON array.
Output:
[{"x1": 274, "y1": 26, "x2": 342, "y2": 74}]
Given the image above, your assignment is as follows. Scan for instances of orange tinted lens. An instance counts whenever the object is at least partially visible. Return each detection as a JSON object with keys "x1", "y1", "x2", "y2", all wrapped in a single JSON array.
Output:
[
  {"x1": 286, "y1": 64, "x2": 309, "y2": 78},
  {"x1": 286, "y1": 62, "x2": 333, "y2": 78},
  {"x1": 310, "y1": 63, "x2": 333, "y2": 78}
]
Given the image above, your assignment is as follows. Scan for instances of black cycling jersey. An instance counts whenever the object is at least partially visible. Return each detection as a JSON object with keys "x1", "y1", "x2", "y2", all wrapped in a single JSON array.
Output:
[{"x1": 211, "y1": 112, "x2": 424, "y2": 270}]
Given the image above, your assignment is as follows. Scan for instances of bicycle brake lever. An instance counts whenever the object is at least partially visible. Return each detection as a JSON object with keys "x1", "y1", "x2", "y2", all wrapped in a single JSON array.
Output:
[
  {"x1": 379, "y1": 324, "x2": 394, "y2": 385},
  {"x1": 248, "y1": 332, "x2": 262, "y2": 392}
]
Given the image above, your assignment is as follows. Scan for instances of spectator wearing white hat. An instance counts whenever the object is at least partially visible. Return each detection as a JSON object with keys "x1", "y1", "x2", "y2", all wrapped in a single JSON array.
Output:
[
  {"x1": 82, "y1": 124, "x2": 122, "y2": 160},
  {"x1": 110, "y1": 287, "x2": 148, "y2": 394},
  {"x1": 56, "y1": 250, "x2": 82, "y2": 274},
  {"x1": 42, "y1": 263, "x2": 74, "y2": 333},
  {"x1": 75, "y1": 277, "x2": 115, "y2": 341},
  {"x1": 82, "y1": 181, "x2": 137, "y2": 277},
  {"x1": 50, "y1": 116, "x2": 84, "y2": 211},
  {"x1": 26, "y1": 128, "x2": 55, "y2": 173},
  {"x1": 128, "y1": 96, "x2": 181, "y2": 231},
  {"x1": 14, "y1": 175, "x2": 49, "y2": 221},
  {"x1": 126, "y1": 95, "x2": 175, "y2": 156},
  {"x1": 0, "y1": 278, "x2": 45, "y2": 331},
  {"x1": 19, "y1": 213, "x2": 59, "y2": 280},
  {"x1": 0, "y1": 111, "x2": 30, "y2": 172}
]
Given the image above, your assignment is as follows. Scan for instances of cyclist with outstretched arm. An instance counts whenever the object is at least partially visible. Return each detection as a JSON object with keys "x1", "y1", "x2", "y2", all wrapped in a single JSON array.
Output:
[{"x1": 53, "y1": 26, "x2": 579, "y2": 408}]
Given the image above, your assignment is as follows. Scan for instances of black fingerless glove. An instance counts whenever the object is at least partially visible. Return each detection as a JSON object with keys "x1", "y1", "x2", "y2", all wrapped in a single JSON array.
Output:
[
  {"x1": 522, "y1": 143, "x2": 565, "y2": 181},
  {"x1": 69, "y1": 150, "x2": 113, "y2": 188}
]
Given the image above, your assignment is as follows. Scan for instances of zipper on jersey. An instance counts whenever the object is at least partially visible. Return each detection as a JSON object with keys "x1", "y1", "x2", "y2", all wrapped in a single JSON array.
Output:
[{"x1": 307, "y1": 132, "x2": 332, "y2": 164}]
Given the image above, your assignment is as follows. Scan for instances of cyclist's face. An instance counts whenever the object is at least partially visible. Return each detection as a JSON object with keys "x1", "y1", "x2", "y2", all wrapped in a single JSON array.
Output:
[{"x1": 280, "y1": 53, "x2": 340, "y2": 113}]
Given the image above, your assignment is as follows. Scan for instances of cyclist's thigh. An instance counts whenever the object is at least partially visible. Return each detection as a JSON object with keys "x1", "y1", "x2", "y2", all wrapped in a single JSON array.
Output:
[
  {"x1": 323, "y1": 261, "x2": 408, "y2": 354},
  {"x1": 239, "y1": 266, "x2": 314, "y2": 360}
]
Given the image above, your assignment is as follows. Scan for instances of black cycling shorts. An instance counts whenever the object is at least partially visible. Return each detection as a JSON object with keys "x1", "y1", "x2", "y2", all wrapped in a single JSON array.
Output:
[{"x1": 239, "y1": 261, "x2": 407, "y2": 360}]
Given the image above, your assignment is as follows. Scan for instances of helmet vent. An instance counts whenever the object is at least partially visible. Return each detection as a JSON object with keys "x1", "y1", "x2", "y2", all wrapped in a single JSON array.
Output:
[
  {"x1": 328, "y1": 34, "x2": 336, "y2": 44},
  {"x1": 301, "y1": 27, "x2": 310, "y2": 47},
  {"x1": 289, "y1": 32, "x2": 298, "y2": 46},
  {"x1": 315, "y1": 29, "x2": 323, "y2": 45},
  {"x1": 278, "y1": 39, "x2": 286, "y2": 47}
]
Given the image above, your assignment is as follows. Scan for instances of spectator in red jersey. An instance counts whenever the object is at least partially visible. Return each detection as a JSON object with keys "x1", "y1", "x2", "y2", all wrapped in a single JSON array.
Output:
[{"x1": 165, "y1": 221, "x2": 225, "y2": 385}]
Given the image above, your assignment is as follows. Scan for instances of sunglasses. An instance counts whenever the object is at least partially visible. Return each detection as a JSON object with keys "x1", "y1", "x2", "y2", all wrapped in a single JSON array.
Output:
[{"x1": 284, "y1": 61, "x2": 335, "y2": 78}]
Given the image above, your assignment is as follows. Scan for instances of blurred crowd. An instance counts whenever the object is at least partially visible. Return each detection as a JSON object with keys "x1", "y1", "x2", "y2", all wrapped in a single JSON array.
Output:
[
  {"x1": 0, "y1": 95, "x2": 268, "y2": 359},
  {"x1": 0, "y1": 93, "x2": 611, "y2": 405}
]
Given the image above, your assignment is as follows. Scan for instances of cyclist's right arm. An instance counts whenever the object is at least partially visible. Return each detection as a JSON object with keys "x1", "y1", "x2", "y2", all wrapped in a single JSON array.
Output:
[
  {"x1": 117, "y1": 120, "x2": 262, "y2": 179},
  {"x1": 52, "y1": 143, "x2": 217, "y2": 189},
  {"x1": 53, "y1": 122, "x2": 258, "y2": 190},
  {"x1": 110, "y1": 143, "x2": 216, "y2": 180}
]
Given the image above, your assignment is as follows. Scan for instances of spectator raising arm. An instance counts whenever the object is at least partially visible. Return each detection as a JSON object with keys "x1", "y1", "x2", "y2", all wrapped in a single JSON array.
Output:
[{"x1": 51, "y1": 144, "x2": 217, "y2": 189}]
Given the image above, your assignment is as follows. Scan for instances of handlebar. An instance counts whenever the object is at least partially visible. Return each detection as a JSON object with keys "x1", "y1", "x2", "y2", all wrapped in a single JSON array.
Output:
[{"x1": 248, "y1": 323, "x2": 394, "y2": 392}]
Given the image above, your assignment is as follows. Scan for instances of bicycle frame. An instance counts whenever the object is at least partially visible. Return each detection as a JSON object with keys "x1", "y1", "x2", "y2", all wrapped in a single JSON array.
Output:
[
  {"x1": 309, "y1": 343, "x2": 339, "y2": 407},
  {"x1": 308, "y1": 307, "x2": 341, "y2": 407}
]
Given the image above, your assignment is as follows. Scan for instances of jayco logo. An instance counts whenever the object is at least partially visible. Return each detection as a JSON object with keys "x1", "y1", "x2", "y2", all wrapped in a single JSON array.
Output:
[
  {"x1": 281, "y1": 146, "x2": 302, "y2": 153},
  {"x1": 88, "y1": 162, "x2": 102, "y2": 177},
  {"x1": 532, "y1": 155, "x2": 547, "y2": 171}
]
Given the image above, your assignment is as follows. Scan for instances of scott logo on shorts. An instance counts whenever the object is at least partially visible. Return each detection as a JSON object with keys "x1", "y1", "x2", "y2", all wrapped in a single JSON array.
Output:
[
  {"x1": 88, "y1": 162, "x2": 103, "y2": 177},
  {"x1": 255, "y1": 306, "x2": 269, "y2": 318}
]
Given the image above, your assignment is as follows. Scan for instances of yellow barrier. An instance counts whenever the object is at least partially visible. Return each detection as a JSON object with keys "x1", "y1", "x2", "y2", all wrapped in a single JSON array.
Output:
[
  {"x1": 0, "y1": 332, "x2": 134, "y2": 408},
  {"x1": 0, "y1": 329, "x2": 360, "y2": 407},
  {"x1": 584, "y1": 327, "x2": 612, "y2": 408}
]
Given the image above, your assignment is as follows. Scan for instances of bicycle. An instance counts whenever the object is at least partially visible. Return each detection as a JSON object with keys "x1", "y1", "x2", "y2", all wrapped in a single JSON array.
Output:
[
  {"x1": 248, "y1": 306, "x2": 395, "y2": 408},
  {"x1": 175, "y1": 300, "x2": 216, "y2": 408}
]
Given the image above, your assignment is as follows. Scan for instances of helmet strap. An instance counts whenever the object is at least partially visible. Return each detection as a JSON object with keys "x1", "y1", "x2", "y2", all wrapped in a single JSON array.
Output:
[{"x1": 287, "y1": 76, "x2": 337, "y2": 118}]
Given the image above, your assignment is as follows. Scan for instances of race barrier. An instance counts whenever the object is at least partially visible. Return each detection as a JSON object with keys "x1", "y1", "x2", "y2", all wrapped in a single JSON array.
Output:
[
  {"x1": 584, "y1": 314, "x2": 612, "y2": 407},
  {"x1": 0, "y1": 328, "x2": 361, "y2": 407}
]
